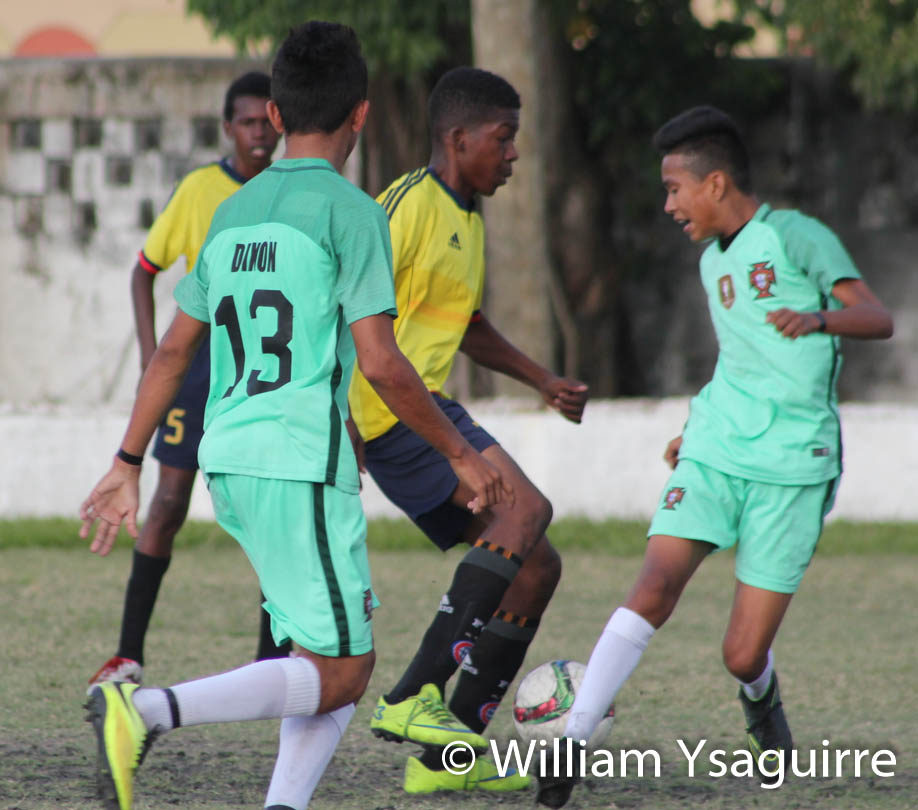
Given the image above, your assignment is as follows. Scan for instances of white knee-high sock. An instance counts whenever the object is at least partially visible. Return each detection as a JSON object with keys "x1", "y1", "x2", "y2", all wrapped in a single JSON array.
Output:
[
  {"x1": 739, "y1": 649, "x2": 774, "y2": 701},
  {"x1": 264, "y1": 704, "x2": 355, "y2": 810},
  {"x1": 564, "y1": 607, "x2": 655, "y2": 743},
  {"x1": 132, "y1": 656, "x2": 321, "y2": 731}
]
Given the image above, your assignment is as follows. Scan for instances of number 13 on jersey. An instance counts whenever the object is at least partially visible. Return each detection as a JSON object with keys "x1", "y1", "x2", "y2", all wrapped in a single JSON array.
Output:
[{"x1": 214, "y1": 289, "x2": 294, "y2": 398}]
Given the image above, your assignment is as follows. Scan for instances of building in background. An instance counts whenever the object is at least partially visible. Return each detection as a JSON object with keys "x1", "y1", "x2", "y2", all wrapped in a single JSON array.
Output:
[{"x1": 1, "y1": 0, "x2": 235, "y2": 58}]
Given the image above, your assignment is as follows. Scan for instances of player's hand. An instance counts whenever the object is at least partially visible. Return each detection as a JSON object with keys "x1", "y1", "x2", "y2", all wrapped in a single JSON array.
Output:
[
  {"x1": 345, "y1": 416, "x2": 366, "y2": 474},
  {"x1": 663, "y1": 435, "x2": 682, "y2": 469},
  {"x1": 79, "y1": 460, "x2": 142, "y2": 556},
  {"x1": 539, "y1": 375, "x2": 589, "y2": 424},
  {"x1": 449, "y1": 447, "x2": 515, "y2": 514},
  {"x1": 766, "y1": 308, "x2": 823, "y2": 339}
]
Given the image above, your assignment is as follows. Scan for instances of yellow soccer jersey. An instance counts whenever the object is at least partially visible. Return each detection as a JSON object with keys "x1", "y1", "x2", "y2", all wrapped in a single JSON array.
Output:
[
  {"x1": 139, "y1": 158, "x2": 246, "y2": 275},
  {"x1": 349, "y1": 167, "x2": 486, "y2": 441}
]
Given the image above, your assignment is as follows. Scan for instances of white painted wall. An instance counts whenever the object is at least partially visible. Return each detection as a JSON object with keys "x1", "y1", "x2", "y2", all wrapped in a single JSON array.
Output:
[{"x1": 2, "y1": 398, "x2": 915, "y2": 523}]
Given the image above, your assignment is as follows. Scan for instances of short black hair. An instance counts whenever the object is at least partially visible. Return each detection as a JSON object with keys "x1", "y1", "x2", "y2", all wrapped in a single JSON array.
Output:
[
  {"x1": 271, "y1": 22, "x2": 368, "y2": 135},
  {"x1": 428, "y1": 67, "x2": 520, "y2": 140},
  {"x1": 223, "y1": 72, "x2": 271, "y2": 122},
  {"x1": 653, "y1": 106, "x2": 752, "y2": 192}
]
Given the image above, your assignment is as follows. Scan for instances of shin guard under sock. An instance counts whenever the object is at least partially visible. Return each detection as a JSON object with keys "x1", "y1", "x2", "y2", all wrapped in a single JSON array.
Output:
[
  {"x1": 387, "y1": 539, "x2": 521, "y2": 703},
  {"x1": 449, "y1": 610, "x2": 539, "y2": 733}
]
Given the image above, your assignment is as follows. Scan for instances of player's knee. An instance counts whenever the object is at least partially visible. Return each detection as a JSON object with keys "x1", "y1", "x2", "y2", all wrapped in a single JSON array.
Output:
[
  {"x1": 318, "y1": 650, "x2": 375, "y2": 712},
  {"x1": 146, "y1": 487, "x2": 192, "y2": 536},
  {"x1": 721, "y1": 641, "x2": 764, "y2": 682},
  {"x1": 625, "y1": 572, "x2": 681, "y2": 628},
  {"x1": 505, "y1": 488, "x2": 553, "y2": 549},
  {"x1": 532, "y1": 541, "x2": 562, "y2": 591}
]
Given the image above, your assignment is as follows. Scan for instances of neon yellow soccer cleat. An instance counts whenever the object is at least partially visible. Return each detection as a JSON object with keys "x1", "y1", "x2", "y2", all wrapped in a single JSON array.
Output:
[
  {"x1": 404, "y1": 753, "x2": 532, "y2": 793},
  {"x1": 85, "y1": 682, "x2": 156, "y2": 810},
  {"x1": 370, "y1": 683, "x2": 489, "y2": 750}
]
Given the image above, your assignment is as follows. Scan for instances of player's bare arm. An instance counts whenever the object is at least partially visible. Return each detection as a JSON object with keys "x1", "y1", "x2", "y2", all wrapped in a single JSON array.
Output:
[
  {"x1": 130, "y1": 260, "x2": 159, "y2": 372},
  {"x1": 766, "y1": 278, "x2": 893, "y2": 340},
  {"x1": 460, "y1": 314, "x2": 589, "y2": 423},
  {"x1": 350, "y1": 313, "x2": 513, "y2": 512},
  {"x1": 80, "y1": 311, "x2": 208, "y2": 555}
]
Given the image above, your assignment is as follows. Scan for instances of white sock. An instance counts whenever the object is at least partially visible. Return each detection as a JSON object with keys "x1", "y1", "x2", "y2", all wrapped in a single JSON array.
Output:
[
  {"x1": 264, "y1": 704, "x2": 355, "y2": 810},
  {"x1": 564, "y1": 607, "x2": 655, "y2": 743},
  {"x1": 133, "y1": 656, "x2": 321, "y2": 731},
  {"x1": 739, "y1": 649, "x2": 774, "y2": 701}
]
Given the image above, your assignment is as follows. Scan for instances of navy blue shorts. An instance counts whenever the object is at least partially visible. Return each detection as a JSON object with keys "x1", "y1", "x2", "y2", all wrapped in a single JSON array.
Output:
[
  {"x1": 364, "y1": 394, "x2": 498, "y2": 550},
  {"x1": 151, "y1": 339, "x2": 209, "y2": 471}
]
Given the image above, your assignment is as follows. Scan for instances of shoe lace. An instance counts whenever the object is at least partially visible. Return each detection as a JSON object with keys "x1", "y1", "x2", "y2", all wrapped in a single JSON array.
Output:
[{"x1": 419, "y1": 694, "x2": 461, "y2": 727}]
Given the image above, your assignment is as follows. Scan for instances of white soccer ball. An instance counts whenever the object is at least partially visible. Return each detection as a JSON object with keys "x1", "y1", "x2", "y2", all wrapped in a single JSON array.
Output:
[{"x1": 512, "y1": 660, "x2": 614, "y2": 749}]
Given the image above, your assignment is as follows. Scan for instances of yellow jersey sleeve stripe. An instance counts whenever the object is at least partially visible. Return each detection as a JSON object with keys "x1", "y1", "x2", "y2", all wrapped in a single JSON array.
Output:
[{"x1": 383, "y1": 167, "x2": 427, "y2": 218}]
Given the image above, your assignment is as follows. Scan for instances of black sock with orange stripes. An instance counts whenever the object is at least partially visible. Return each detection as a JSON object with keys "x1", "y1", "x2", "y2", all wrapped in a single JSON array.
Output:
[
  {"x1": 448, "y1": 610, "x2": 539, "y2": 733},
  {"x1": 386, "y1": 539, "x2": 521, "y2": 704}
]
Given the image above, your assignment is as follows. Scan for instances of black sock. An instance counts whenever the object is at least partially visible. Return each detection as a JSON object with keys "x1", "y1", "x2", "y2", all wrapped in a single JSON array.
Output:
[
  {"x1": 255, "y1": 592, "x2": 292, "y2": 660},
  {"x1": 449, "y1": 610, "x2": 539, "y2": 733},
  {"x1": 419, "y1": 742, "x2": 473, "y2": 770},
  {"x1": 116, "y1": 550, "x2": 171, "y2": 665},
  {"x1": 387, "y1": 539, "x2": 521, "y2": 703}
]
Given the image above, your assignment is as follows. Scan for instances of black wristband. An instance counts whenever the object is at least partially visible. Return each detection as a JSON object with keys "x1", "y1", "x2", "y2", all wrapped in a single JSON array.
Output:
[
  {"x1": 814, "y1": 311, "x2": 827, "y2": 333},
  {"x1": 116, "y1": 448, "x2": 144, "y2": 466}
]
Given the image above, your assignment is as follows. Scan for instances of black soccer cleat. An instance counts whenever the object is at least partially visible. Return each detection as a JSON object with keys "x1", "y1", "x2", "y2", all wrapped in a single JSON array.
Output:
[
  {"x1": 739, "y1": 672, "x2": 793, "y2": 778},
  {"x1": 535, "y1": 740, "x2": 580, "y2": 808}
]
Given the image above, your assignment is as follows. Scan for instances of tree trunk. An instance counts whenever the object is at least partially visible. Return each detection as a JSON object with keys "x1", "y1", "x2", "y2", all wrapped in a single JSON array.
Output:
[{"x1": 469, "y1": 0, "x2": 556, "y2": 398}]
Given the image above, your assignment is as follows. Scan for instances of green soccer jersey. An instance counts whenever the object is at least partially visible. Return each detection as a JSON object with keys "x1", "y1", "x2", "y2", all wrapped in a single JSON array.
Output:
[
  {"x1": 679, "y1": 203, "x2": 861, "y2": 485},
  {"x1": 174, "y1": 158, "x2": 397, "y2": 492}
]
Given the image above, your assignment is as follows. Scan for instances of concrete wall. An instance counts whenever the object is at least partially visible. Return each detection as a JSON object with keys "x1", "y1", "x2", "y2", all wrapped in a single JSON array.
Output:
[
  {"x1": 1, "y1": 59, "x2": 915, "y2": 527},
  {"x1": 3, "y1": 399, "x2": 916, "y2": 523},
  {"x1": 0, "y1": 59, "x2": 271, "y2": 407}
]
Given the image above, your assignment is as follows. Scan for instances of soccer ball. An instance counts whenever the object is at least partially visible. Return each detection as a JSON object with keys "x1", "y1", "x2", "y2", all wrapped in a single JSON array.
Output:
[{"x1": 512, "y1": 660, "x2": 614, "y2": 749}]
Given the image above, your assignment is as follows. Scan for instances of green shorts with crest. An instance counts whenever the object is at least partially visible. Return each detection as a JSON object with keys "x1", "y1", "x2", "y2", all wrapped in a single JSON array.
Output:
[
  {"x1": 207, "y1": 473, "x2": 376, "y2": 657},
  {"x1": 648, "y1": 458, "x2": 838, "y2": 594}
]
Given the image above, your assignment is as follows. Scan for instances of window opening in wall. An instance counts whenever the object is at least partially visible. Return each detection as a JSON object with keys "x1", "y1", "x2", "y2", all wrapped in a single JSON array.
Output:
[
  {"x1": 12, "y1": 119, "x2": 42, "y2": 149},
  {"x1": 74, "y1": 201, "x2": 97, "y2": 245},
  {"x1": 138, "y1": 198, "x2": 155, "y2": 228},
  {"x1": 135, "y1": 119, "x2": 162, "y2": 151},
  {"x1": 46, "y1": 159, "x2": 73, "y2": 193},
  {"x1": 192, "y1": 116, "x2": 220, "y2": 148},
  {"x1": 106, "y1": 157, "x2": 133, "y2": 186},
  {"x1": 73, "y1": 118, "x2": 103, "y2": 148}
]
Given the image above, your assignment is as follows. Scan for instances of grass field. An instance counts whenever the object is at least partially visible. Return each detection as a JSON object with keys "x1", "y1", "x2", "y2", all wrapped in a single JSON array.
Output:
[{"x1": 0, "y1": 518, "x2": 915, "y2": 809}]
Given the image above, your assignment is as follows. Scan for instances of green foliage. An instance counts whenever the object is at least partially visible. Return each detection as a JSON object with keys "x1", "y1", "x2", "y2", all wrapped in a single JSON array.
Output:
[
  {"x1": 738, "y1": 0, "x2": 918, "y2": 111},
  {"x1": 552, "y1": 0, "x2": 770, "y2": 152},
  {"x1": 186, "y1": 0, "x2": 470, "y2": 76}
]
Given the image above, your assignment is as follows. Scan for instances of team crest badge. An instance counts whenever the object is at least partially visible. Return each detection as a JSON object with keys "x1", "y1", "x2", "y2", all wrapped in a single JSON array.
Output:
[
  {"x1": 663, "y1": 487, "x2": 686, "y2": 510},
  {"x1": 718, "y1": 275, "x2": 735, "y2": 309},
  {"x1": 749, "y1": 261, "x2": 776, "y2": 299}
]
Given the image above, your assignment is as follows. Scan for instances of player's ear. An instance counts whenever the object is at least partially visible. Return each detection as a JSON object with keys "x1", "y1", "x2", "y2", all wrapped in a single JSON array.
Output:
[
  {"x1": 707, "y1": 169, "x2": 727, "y2": 201},
  {"x1": 350, "y1": 99, "x2": 370, "y2": 134},
  {"x1": 449, "y1": 126, "x2": 466, "y2": 153},
  {"x1": 266, "y1": 100, "x2": 285, "y2": 135}
]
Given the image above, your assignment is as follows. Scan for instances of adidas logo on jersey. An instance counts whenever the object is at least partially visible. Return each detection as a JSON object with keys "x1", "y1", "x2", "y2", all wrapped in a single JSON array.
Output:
[
  {"x1": 438, "y1": 594, "x2": 454, "y2": 614},
  {"x1": 448, "y1": 232, "x2": 461, "y2": 250}
]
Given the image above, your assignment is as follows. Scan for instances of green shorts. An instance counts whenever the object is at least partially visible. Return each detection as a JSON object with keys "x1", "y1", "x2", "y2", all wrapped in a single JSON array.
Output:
[
  {"x1": 648, "y1": 459, "x2": 838, "y2": 593},
  {"x1": 206, "y1": 473, "x2": 376, "y2": 657}
]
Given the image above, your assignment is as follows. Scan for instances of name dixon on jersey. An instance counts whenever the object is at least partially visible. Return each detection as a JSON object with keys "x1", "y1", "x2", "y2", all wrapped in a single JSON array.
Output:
[{"x1": 231, "y1": 241, "x2": 277, "y2": 273}]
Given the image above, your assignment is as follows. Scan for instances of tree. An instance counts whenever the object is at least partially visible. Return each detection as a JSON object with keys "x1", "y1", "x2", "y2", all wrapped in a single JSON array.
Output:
[
  {"x1": 186, "y1": 0, "x2": 471, "y2": 193},
  {"x1": 736, "y1": 0, "x2": 918, "y2": 112}
]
